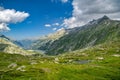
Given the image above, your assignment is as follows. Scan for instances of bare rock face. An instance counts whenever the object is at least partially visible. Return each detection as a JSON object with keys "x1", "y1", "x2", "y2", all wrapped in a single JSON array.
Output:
[
  {"x1": 16, "y1": 65, "x2": 26, "y2": 72},
  {"x1": 8, "y1": 63, "x2": 17, "y2": 69},
  {"x1": 0, "y1": 35, "x2": 34, "y2": 55}
]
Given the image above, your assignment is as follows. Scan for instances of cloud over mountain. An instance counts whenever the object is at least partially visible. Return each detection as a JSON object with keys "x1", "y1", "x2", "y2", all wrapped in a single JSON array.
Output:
[
  {"x1": 63, "y1": 0, "x2": 120, "y2": 28},
  {"x1": 0, "y1": 7, "x2": 29, "y2": 32}
]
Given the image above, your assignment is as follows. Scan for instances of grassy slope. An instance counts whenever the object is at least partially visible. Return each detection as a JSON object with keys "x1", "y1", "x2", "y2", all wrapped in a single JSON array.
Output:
[
  {"x1": 46, "y1": 19, "x2": 120, "y2": 55},
  {"x1": 0, "y1": 39, "x2": 120, "y2": 80}
]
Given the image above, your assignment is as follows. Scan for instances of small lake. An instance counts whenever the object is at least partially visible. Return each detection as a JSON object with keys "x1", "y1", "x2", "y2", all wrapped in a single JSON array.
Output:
[{"x1": 73, "y1": 60, "x2": 91, "y2": 64}]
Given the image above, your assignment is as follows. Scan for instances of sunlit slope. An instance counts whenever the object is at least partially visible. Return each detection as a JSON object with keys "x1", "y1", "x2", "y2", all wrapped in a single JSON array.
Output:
[
  {"x1": 46, "y1": 16, "x2": 120, "y2": 55},
  {"x1": 0, "y1": 35, "x2": 34, "y2": 55},
  {"x1": 0, "y1": 39, "x2": 119, "y2": 80}
]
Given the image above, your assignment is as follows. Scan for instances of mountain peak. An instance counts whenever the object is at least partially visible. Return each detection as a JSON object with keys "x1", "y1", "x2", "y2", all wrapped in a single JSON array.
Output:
[
  {"x1": 0, "y1": 34, "x2": 10, "y2": 40},
  {"x1": 87, "y1": 15, "x2": 110, "y2": 26},
  {"x1": 101, "y1": 15, "x2": 110, "y2": 20},
  {"x1": 96, "y1": 15, "x2": 110, "y2": 24}
]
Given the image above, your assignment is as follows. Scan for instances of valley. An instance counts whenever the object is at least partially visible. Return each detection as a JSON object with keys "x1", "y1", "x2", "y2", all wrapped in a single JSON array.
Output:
[
  {"x1": 0, "y1": 39, "x2": 120, "y2": 80},
  {"x1": 0, "y1": 16, "x2": 120, "y2": 80}
]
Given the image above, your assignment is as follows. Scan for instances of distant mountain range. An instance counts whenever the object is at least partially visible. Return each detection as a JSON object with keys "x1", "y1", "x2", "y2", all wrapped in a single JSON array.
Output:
[
  {"x1": 31, "y1": 28, "x2": 67, "y2": 50},
  {"x1": 13, "y1": 28, "x2": 66, "y2": 51},
  {"x1": 4, "y1": 15, "x2": 120, "y2": 55},
  {"x1": 14, "y1": 39, "x2": 35, "y2": 49},
  {"x1": 0, "y1": 34, "x2": 34, "y2": 55}
]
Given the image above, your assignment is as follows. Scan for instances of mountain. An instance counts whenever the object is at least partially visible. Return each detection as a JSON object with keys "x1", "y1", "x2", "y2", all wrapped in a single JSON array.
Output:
[
  {"x1": 14, "y1": 39, "x2": 35, "y2": 49},
  {"x1": 44, "y1": 16, "x2": 120, "y2": 55},
  {"x1": 31, "y1": 28, "x2": 67, "y2": 50},
  {"x1": 0, "y1": 37, "x2": 119, "y2": 80},
  {"x1": 0, "y1": 34, "x2": 34, "y2": 55},
  {"x1": 0, "y1": 16, "x2": 120, "y2": 80},
  {"x1": 13, "y1": 40, "x2": 24, "y2": 47},
  {"x1": 0, "y1": 34, "x2": 10, "y2": 40},
  {"x1": 14, "y1": 28, "x2": 66, "y2": 50}
]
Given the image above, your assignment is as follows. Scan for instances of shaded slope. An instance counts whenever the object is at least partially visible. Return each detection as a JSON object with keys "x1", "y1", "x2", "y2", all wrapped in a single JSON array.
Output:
[{"x1": 46, "y1": 16, "x2": 120, "y2": 55}]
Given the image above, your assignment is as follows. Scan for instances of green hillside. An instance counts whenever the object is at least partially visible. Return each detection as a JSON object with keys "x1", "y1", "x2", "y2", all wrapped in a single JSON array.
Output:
[
  {"x1": 46, "y1": 16, "x2": 120, "y2": 55},
  {"x1": 0, "y1": 39, "x2": 119, "y2": 80}
]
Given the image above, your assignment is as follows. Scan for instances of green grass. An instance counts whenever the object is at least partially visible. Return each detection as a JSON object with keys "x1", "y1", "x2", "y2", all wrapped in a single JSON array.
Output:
[{"x1": 0, "y1": 40, "x2": 120, "y2": 80}]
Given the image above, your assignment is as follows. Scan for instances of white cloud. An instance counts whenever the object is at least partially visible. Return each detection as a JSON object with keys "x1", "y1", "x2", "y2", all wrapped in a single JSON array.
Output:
[
  {"x1": 51, "y1": 0, "x2": 68, "y2": 3},
  {"x1": 45, "y1": 23, "x2": 60, "y2": 28},
  {"x1": 61, "y1": 0, "x2": 68, "y2": 3},
  {"x1": 0, "y1": 23, "x2": 10, "y2": 32},
  {"x1": 0, "y1": 7, "x2": 29, "y2": 32},
  {"x1": 57, "y1": 27, "x2": 64, "y2": 32},
  {"x1": 45, "y1": 24, "x2": 51, "y2": 27},
  {"x1": 63, "y1": 17, "x2": 85, "y2": 28},
  {"x1": 63, "y1": 0, "x2": 120, "y2": 28},
  {"x1": 53, "y1": 28, "x2": 57, "y2": 31},
  {"x1": 53, "y1": 23, "x2": 60, "y2": 26}
]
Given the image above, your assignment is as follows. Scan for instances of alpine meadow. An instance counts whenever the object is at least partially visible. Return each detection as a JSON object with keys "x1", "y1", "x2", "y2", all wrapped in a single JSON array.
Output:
[{"x1": 0, "y1": 0, "x2": 120, "y2": 80}]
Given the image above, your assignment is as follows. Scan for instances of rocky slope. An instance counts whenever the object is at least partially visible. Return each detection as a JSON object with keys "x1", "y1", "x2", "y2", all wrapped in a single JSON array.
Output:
[
  {"x1": 45, "y1": 16, "x2": 120, "y2": 55},
  {"x1": 31, "y1": 28, "x2": 67, "y2": 50},
  {"x1": 0, "y1": 34, "x2": 34, "y2": 55}
]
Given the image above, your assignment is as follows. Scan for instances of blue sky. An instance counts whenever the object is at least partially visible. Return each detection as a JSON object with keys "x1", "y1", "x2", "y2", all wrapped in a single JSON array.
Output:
[
  {"x1": 0, "y1": 0, "x2": 73, "y2": 40},
  {"x1": 0, "y1": 0, "x2": 120, "y2": 40}
]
